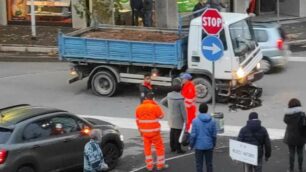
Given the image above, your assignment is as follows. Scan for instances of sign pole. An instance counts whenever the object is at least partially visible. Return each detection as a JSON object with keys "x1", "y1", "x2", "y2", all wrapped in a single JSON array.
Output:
[
  {"x1": 30, "y1": 0, "x2": 37, "y2": 39},
  {"x1": 212, "y1": 61, "x2": 216, "y2": 113}
]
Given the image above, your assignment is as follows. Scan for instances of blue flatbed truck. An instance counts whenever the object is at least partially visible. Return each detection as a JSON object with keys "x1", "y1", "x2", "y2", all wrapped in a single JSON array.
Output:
[{"x1": 59, "y1": 12, "x2": 264, "y2": 103}]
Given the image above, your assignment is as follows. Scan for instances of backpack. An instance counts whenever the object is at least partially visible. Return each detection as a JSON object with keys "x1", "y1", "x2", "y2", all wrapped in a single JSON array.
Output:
[{"x1": 299, "y1": 112, "x2": 306, "y2": 138}]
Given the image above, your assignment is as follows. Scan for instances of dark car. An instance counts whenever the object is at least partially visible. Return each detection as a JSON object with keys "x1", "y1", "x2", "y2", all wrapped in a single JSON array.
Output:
[{"x1": 0, "y1": 104, "x2": 124, "y2": 172}]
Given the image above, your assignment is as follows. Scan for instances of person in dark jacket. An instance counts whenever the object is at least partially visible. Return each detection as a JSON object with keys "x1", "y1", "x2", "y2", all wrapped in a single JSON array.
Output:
[
  {"x1": 284, "y1": 98, "x2": 305, "y2": 172},
  {"x1": 193, "y1": 0, "x2": 207, "y2": 17},
  {"x1": 143, "y1": 0, "x2": 153, "y2": 27},
  {"x1": 238, "y1": 112, "x2": 271, "y2": 172},
  {"x1": 190, "y1": 103, "x2": 217, "y2": 172},
  {"x1": 130, "y1": 0, "x2": 143, "y2": 26},
  {"x1": 161, "y1": 84, "x2": 187, "y2": 154},
  {"x1": 139, "y1": 73, "x2": 154, "y2": 103}
]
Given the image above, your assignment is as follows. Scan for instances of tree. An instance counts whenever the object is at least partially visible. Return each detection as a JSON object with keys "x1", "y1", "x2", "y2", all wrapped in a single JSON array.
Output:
[{"x1": 74, "y1": 0, "x2": 122, "y2": 26}]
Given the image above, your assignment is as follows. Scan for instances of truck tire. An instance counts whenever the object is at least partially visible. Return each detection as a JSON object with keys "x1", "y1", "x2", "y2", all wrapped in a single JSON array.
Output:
[
  {"x1": 259, "y1": 58, "x2": 272, "y2": 74},
  {"x1": 193, "y1": 77, "x2": 212, "y2": 103},
  {"x1": 91, "y1": 71, "x2": 117, "y2": 97},
  {"x1": 17, "y1": 166, "x2": 35, "y2": 172}
]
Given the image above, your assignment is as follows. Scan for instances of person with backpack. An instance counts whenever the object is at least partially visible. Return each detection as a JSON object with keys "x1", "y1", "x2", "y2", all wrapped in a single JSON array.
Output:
[
  {"x1": 84, "y1": 129, "x2": 108, "y2": 172},
  {"x1": 284, "y1": 98, "x2": 306, "y2": 172},
  {"x1": 237, "y1": 112, "x2": 271, "y2": 172}
]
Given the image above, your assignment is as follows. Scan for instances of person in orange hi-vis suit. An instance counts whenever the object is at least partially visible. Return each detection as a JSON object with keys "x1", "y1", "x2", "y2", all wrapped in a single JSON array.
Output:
[
  {"x1": 180, "y1": 73, "x2": 196, "y2": 132},
  {"x1": 135, "y1": 92, "x2": 168, "y2": 171}
]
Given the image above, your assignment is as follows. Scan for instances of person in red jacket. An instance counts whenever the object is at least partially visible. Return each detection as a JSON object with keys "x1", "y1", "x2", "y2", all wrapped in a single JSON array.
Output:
[
  {"x1": 180, "y1": 73, "x2": 196, "y2": 132},
  {"x1": 139, "y1": 73, "x2": 154, "y2": 103},
  {"x1": 135, "y1": 92, "x2": 168, "y2": 171},
  {"x1": 246, "y1": 0, "x2": 257, "y2": 16}
]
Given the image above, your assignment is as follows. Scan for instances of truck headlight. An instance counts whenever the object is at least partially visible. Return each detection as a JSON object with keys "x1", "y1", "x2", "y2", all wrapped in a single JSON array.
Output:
[
  {"x1": 120, "y1": 134, "x2": 124, "y2": 142},
  {"x1": 236, "y1": 67, "x2": 245, "y2": 79},
  {"x1": 70, "y1": 67, "x2": 77, "y2": 76},
  {"x1": 256, "y1": 63, "x2": 261, "y2": 70}
]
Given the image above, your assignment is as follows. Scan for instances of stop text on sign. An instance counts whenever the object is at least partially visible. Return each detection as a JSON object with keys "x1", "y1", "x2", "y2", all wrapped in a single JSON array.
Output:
[
  {"x1": 201, "y1": 8, "x2": 224, "y2": 35},
  {"x1": 202, "y1": 17, "x2": 222, "y2": 28}
]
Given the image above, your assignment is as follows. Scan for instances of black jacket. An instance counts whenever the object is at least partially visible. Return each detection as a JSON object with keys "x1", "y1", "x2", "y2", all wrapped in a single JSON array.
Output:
[
  {"x1": 130, "y1": 0, "x2": 143, "y2": 10},
  {"x1": 139, "y1": 84, "x2": 154, "y2": 103},
  {"x1": 284, "y1": 107, "x2": 306, "y2": 146},
  {"x1": 238, "y1": 119, "x2": 271, "y2": 159}
]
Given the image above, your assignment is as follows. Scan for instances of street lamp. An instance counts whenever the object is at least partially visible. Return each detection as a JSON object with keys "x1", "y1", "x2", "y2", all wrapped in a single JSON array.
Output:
[{"x1": 30, "y1": 0, "x2": 37, "y2": 39}]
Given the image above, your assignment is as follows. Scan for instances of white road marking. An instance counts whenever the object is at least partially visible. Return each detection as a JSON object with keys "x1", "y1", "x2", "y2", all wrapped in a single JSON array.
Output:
[
  {"x1": 129, "y1": 152, "x2": 195, "y2": 172},
  {"x1": 288, "y1": 56, "x2": 306, "y2": 62},
  {"x1": 80, "y1": 115, "x2": 285, "y2": 140}
]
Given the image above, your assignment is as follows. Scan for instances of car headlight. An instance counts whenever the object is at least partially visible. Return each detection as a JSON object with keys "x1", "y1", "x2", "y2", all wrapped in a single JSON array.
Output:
[
  {"x1": 120, "y1": 134, "x2": 124, "y2": 142},
  {"x1": 236, "y1": 67, "x2": 245, "y2": 79},
  {"x1": 256, "y1": 62, "x2": 261, "y2": 70}
]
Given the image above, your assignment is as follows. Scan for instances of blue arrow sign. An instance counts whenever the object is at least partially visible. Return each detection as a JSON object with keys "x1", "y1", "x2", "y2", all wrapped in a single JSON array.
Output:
[{"x1": 201, "y1": 36, "x2": 224, "y2": 62}]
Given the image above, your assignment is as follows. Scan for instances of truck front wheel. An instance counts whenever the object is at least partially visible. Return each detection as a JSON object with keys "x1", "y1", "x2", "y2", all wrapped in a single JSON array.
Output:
[
  {"x1": 193, "y1": 77, "x2": 212, "y2": 103},
  {"x1": 91, "y1": 71, "x2": 117, "y2": 97}
]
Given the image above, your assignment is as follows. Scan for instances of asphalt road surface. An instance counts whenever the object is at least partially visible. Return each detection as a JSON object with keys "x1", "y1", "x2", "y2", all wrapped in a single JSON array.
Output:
[{"x1": 0, "y1": 55, "x2": 306, "y2": 171}]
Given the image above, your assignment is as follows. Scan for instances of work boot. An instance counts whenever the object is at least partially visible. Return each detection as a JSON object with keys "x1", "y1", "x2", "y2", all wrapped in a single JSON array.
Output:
[
  {"x1": 170, "y1": 149, "x2": 176, "y2": 152},
  {"x1": 157, "y1": 164, "x2": 169, "y2": 171}
]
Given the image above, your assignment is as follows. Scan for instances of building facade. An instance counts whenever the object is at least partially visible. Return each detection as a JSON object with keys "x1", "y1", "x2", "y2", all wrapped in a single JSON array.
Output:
[{"x1": 0, "y1": 0, "x2": 305, "y2": 28}]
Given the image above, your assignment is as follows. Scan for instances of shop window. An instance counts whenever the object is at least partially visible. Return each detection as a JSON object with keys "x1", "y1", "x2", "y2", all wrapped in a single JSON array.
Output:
[{"x1": 7, "y1": 0, "x2": 72, "y2": 24}]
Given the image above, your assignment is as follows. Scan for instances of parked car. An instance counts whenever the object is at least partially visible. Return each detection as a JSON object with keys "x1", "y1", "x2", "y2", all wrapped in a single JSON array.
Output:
[
  {"x1": 0, "y1": 104, "x2": 124, "y2": 172},
  {"x1": 253, "y1": 22, "x2": 291, "y2": 73}
]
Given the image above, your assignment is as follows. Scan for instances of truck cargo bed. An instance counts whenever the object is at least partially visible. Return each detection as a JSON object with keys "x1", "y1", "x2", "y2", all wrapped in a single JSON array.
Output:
[{"x1": 58, "y1": 26, "x2": 187, "y2": 69}]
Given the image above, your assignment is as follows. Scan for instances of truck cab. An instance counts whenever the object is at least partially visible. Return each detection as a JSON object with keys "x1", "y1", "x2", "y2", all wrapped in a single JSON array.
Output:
[{"x1": 187, "y1": 12, "x2": 263, "y2": 102}]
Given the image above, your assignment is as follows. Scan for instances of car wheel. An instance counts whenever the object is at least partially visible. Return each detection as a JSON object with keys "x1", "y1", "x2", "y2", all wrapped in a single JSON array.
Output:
[
  {"x1": 91, "y1": 71, "x2": 117, "y2": 96},
  {"x1": 260, "y1": 58, "x2": 272, "y2": 74},
  {"x1": 102, "y1": 143, "x2": 120, "y2": 170},
  {"x1": 193, "y1": 77, "x2": 212, "y2": 103},
  {"x1": 17, "y1": 166, "x2": 35, "y2": 172}
]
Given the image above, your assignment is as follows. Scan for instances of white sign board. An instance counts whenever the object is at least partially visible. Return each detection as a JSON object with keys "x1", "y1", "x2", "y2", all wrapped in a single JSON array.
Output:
[{"x1": 229, "y1": 139, "x2": 258, "y2": 166}]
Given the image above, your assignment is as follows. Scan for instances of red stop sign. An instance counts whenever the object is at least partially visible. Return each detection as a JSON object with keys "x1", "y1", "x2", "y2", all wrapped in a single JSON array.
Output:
[{"x1": 201, "y1": 8, "x2": 224, "y2": 35}]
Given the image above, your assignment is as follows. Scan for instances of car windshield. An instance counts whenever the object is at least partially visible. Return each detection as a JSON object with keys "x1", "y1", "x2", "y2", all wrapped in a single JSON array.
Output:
[
  {"x1": 229, "y1": 19, "x2": 256, "y2": 62},
  {"x1": 0, "y1": 127, "x2": 12, "y2": 144}
]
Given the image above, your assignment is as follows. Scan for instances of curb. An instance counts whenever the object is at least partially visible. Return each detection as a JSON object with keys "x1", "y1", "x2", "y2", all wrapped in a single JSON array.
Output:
[
  {"x1": 288, "y1": 39, "x2": 306, "y2": 45},
  {"x1": 0, "y1": 53, "x2": 59, "y2": 62},
  {"x1": 0, "y1": 44, "x2": 58, "y2": 54}
]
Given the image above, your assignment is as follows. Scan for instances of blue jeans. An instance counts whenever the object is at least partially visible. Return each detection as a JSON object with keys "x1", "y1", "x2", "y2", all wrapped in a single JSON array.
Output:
[
  {"x1": 143, "y1": 10, "x2": 152, "y2": 27},
  {"x1": 195, "y1": 149, "x2": 213, "y2": 172}
]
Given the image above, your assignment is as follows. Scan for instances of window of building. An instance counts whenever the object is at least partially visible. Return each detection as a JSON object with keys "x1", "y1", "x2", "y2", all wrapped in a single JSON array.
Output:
[{"x1": 7, "y1": 0, "x2": 72, "y2": 25}]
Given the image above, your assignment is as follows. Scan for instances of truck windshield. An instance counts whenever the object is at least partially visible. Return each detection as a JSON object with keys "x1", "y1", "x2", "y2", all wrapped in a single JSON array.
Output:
[{"x1": 229, "y1": 19, "x2": 256, "y2": 62}]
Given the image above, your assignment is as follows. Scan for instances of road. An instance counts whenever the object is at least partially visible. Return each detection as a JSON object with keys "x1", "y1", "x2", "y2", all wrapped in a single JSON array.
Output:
[{"x1": 0, "y1": 54, "x2": 306, "y2": 171}]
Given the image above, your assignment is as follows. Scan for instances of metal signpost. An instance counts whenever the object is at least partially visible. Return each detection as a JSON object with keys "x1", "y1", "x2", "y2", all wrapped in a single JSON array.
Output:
[
  {"x1": 201, "y1": 8, "x2": 224, "y2": 113},
  {"x1": 30, "y1": 0, "x2": 37, "y2": 39}
]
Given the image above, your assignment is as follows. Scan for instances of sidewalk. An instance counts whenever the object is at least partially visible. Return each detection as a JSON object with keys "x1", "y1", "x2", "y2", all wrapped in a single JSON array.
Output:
[{"x1": 133, "y1": 137, "x2": 301, "y2": 172}]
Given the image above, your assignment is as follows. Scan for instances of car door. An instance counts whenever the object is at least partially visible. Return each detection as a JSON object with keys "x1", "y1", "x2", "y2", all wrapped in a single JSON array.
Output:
[
  {"x1": 21, "y1": 118, "x2": 66, "y2": 172},
  {"x1": 49, "y1": 114, "x2": 91, "y2": 170}
]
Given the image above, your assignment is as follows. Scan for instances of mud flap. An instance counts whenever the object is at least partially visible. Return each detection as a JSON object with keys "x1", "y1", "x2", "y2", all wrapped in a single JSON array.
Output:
[{"x1": 228, "y1": 84, "x2": 263, "y2": 111}]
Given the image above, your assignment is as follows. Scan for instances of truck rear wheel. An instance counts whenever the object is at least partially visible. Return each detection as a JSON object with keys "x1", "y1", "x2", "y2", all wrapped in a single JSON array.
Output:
[
  {"x1": 193, "y1": 77, "x2": 212, "y2": 103},
  {"x1": 91, "y1": 71, "x2": 117, "y2": 97}
]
